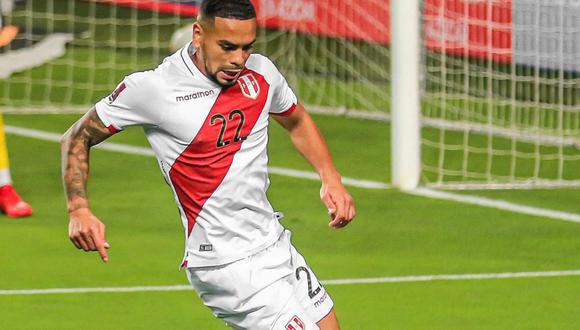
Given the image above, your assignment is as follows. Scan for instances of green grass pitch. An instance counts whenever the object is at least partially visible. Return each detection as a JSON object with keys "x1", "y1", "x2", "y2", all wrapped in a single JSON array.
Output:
[{"x1": 1, "y1": 113, "x2": 579, "y2": 329}]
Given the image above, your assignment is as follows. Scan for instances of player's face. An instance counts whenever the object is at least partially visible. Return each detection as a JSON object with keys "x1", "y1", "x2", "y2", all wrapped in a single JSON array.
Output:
[{"x1": 193, "y1": 17, "x2": 257, "y2": 87}]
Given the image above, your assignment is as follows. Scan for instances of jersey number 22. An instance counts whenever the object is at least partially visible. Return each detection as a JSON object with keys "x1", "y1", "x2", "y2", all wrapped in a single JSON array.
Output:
[{"x1": 210, "y1": 109, "x2": 247, "y2": 148}]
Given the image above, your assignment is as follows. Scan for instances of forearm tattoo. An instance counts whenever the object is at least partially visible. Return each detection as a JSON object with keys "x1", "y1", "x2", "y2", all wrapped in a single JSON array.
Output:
[{"x1": 61, "y1": 109, "x2": 112, "y2": 212}]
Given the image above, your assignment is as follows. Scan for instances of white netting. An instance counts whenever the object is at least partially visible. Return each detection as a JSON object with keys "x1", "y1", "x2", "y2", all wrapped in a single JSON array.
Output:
[
  {"x1": 2, "y1": 0, "x2": 578, "y2": 189},
  {"x1": 0, "y1": 0, "x2": 390, "y2": 115},
  {"x1": 421, "y1": 0, "x2": 580, "y2": 189},
  {"x1": 0, "y1": 0, "x2": 185, "y2": 109}
]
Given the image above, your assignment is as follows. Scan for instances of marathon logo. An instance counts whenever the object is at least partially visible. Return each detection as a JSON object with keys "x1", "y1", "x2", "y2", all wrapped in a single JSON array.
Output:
[
  {"x1": 314, "y1": 291, "x2": 328, "y2": 308},
  {"x1": 176, "y1": 89, "x2": 215, "y2": 102}
]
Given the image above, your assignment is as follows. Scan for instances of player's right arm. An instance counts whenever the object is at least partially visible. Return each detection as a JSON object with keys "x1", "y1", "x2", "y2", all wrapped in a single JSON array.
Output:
[{"x1": 60, "y1": 108, "x2": 113, "y2": 262}]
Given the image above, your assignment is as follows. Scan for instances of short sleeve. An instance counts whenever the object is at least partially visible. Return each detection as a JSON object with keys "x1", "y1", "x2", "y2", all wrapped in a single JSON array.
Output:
[
  {"x1": 267, "y1": 61, "x2": 298, "y2": 116},
  {"x1": 95, "y1": 72, "x2": 160, "y2": 132}
]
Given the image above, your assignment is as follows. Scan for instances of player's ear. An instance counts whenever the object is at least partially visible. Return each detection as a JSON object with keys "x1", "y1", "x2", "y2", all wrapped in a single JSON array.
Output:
[{"x1": 192, "y1": 22, "x2": 203, "y2": 48}]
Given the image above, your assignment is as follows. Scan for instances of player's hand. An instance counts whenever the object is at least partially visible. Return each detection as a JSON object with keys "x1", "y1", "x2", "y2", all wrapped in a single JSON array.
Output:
[
  {"x1": 320, "y1": 179, "x2": 356, "y2": 229},
  {"x1": 68, "y1": 208, "x2": 110, "y2": 262}
]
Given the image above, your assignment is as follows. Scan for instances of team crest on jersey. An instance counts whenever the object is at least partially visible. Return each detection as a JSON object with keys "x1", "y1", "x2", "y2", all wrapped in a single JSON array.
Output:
[
  {"x1": 107, "y1": 82, "x2": 126, "y2": 104},
  {"x1": 237, "y1": 73, "x2": 260, "y2": 99},
  {"x1": 285, "y1": 316, "x2": 305, "y2": 330}
]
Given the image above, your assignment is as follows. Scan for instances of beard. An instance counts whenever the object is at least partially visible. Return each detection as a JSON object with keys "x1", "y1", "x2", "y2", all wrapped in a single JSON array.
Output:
[
  {"x1": 203, "y1": 57, "x2": 242, "y2": 87},
  {"x1": 198, "y1": 49, "x2": 244, "y2": 87}
]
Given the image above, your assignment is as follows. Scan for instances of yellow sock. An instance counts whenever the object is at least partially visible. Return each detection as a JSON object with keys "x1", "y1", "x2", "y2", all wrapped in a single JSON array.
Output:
[{"x1": 0, "y1": 113, "x2": 13, "y2": 186}]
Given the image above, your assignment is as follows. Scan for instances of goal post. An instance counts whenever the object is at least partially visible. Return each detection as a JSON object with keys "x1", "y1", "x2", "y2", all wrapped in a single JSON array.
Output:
[
  {"x1": 419, "y1": 0, "x2": 580, "y2": 189},
  {"x1": 391, "y1": 0, "x2": 421, "y2": 190},
  {"x1": 389, "y1": 0, "x2": 579, "y2": 190}
]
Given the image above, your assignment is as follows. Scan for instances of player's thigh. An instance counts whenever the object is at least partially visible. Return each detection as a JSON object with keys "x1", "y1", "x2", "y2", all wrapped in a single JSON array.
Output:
[
  {"x1": 185, "y1": 231, "x2": 336, "y2": 329},
  {"x1": 207, "y1": 276, "x2": 319, "y2": 329},
  {"x1": 271, "y1": 287, "x2": 320, "y2": 330},
  {"x1": 287, "y1": 237, "x2": 335, "y2": 324},
  {"x1": 185, "y1": 233, "x2": 299, "y2": 329},
  {"x1": 316, "y1": 309, "x2": 340, "y2": 330}
]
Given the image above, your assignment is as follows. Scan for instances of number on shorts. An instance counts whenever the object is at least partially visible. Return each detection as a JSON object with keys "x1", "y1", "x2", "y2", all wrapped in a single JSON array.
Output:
[{"x1": 295, "y1": 266, "x2": 321, "y2": 299}]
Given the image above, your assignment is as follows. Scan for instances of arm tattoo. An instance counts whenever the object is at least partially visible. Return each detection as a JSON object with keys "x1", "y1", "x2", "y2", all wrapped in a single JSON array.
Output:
[{"x1": 61, "y1": 108, "x2": 113, "y2": 213}]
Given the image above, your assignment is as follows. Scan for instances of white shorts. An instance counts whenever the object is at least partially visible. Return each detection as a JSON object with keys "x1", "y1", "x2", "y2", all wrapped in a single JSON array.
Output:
[{"x1": 185, "y1": 230, "x2": 334, "y2": 330}]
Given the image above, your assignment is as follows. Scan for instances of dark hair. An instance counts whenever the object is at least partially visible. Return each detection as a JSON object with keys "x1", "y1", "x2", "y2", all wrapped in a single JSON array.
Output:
[{"x1": 199, "y1": 0, "x2": 256, "y2": 21}]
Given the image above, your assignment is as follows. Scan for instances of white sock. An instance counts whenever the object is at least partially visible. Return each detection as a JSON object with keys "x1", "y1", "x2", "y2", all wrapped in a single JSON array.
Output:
[{"x1": 0, "y1": 169, "x2": 12, "y2": 186}]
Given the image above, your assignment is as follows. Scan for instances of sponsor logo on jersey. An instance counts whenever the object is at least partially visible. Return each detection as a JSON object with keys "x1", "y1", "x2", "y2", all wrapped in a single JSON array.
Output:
[
  {"x1": 176, "y1": 89, "x2": 216, "y2": 102},
  {"x1": 314, "y1": 291, "x2": 328, "y2": 308},
  {"x1": 107, "y1": 82, "x2": 126, "y2": 104},
  {"x1": 285, "y1": 316, "x2": 305, "y2": 330},
  {"x1": 237, "y1": 73, "x2": 260, "y2": 99}
]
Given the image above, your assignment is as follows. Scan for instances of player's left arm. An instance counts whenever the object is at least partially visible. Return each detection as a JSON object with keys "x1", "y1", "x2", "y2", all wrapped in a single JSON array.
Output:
[{"x1": 272, "y1": 103, "x2": 355, "y2": 228}]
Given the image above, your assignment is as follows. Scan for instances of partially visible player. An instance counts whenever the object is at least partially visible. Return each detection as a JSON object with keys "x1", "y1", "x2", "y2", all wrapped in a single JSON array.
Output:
[
  {"x1": 0, "y1": 113, "x2": 33, "y2": 217},
  {"x1": 61, "y1": 0, "x2": 354, "y2": 329},
  {"x1": 0, "y1": 0, "x2": 18, "y2": 47},
  {"x1": 0, "y1": 0, "x2": 32, "y2": 218}
]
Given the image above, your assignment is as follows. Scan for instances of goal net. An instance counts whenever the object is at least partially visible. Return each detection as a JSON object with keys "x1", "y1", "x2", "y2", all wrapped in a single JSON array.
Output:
[
  {"x1": 0, "y1": 0, "x2": 577, "y2": 189},
  {"x1": 421, "y1": 0, "x2": 580, "y2": 189},
  {"x1": 0, "y1": 0, "x2": 188, "y2": 111},
  {"x1": 0, "y1": 0, "x2": 389, "y2": 116}
]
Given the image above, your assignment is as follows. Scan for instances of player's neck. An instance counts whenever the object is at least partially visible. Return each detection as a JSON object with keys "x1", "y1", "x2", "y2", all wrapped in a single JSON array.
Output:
[{"x1": 189, "y1": 45, "x2": 209, "y2": 78}]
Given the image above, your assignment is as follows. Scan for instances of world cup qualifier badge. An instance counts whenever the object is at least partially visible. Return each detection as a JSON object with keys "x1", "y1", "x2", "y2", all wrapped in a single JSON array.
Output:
[
  {"x1": 107, "y1": 82, "x2": 126, "y2": 104},
  {"x1": 237, "y1": 73, "x2": 260, "y2": 99},
  {"x1": 285, "y1": 315, "x2": 305, "y2": 330}
]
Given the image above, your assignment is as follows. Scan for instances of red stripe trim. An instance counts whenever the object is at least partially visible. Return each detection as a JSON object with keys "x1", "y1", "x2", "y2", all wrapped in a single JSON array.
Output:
[
  {"x1": 273, "y1": 103, "x2": 297, "y2": 117},
  {"x1": 169, "y1": 70, "x2": 270, "y2": 236},
  {"x1": 88, "y1": 0, "x2": 198, "y2": 16},
  {"x1": 106, "y1": 125, "x2": 120, "y2": 134}
]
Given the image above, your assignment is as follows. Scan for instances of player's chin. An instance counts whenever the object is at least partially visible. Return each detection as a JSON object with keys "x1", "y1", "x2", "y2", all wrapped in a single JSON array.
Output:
[
  {"x1": 216, "y1": 70, "x2": 241, "y2": 86},
  {"x1": 217, "y1": 78, "x2": 238, "y2": 87}
]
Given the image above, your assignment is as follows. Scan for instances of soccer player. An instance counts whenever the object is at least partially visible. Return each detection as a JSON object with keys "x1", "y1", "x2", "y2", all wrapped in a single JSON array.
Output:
[
  {"x1": 61, "y1": 0, "x2": 355, "y2": 329},
  {"x1": 0, "y1": 0, "x2": 18, "y2": 48},
  {"x1": 0, "y1": 113, "x2": 33, "y2": 218},
  {"x1": 0, "y1": 1, "x2": 32, "y2": 218}
]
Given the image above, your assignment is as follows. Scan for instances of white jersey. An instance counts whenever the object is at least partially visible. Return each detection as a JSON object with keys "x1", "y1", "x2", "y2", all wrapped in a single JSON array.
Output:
[{"x1": 95, "y1": 43, "x2": 298, "y2": 267}]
